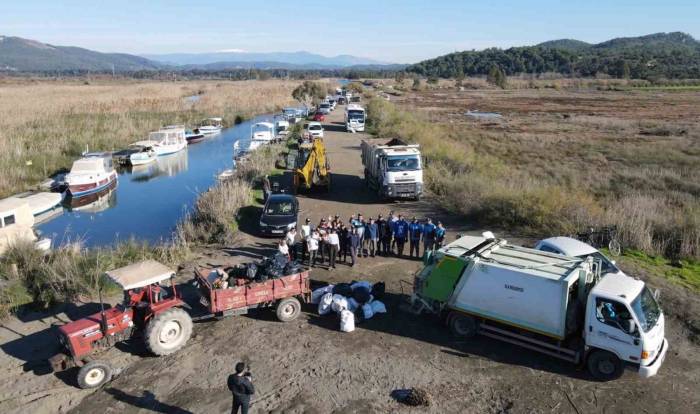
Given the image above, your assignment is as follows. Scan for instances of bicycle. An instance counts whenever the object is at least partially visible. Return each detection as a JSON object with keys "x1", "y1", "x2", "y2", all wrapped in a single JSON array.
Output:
[{"x1": 575, "y1": 225, "x2": 622, "y2": 257}]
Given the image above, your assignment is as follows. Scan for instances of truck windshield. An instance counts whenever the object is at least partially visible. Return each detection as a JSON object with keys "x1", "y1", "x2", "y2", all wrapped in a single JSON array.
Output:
[
  {"x1": 387, "y1": 155, "x2": 420, "y2": 171},
  {"x1": 348, "y1": 111, "x2": 365, "y2": 121},
  {"x1": 631, "y1": 286, "x2": 661, "y2": 333}
]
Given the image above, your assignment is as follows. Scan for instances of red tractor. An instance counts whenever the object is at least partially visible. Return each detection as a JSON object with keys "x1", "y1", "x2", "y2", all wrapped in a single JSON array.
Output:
[{"x1": 49, "y1": 260, "x2": 193, "y2": 388}]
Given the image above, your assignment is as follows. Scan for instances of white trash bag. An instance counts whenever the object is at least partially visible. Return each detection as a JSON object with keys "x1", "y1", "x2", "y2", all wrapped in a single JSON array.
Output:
[
  {"x1": 362, "y1": 303, "x2": 374, "y2": 320},
  {"x1": 340, "y1": 309, "x2": 355, "y2": 332},
  {"x1": 331, "y1": 294, "x2": 348, "y2": 313},
  {"x1": 370, "y1": 300, "x2": 387, "y2": 314},
  {"x1": 318, "y1": 292, "x2": 333, "y2": 315},
  {"x1": 311, "y1": 285, "x2": 335, "y2": 304}
]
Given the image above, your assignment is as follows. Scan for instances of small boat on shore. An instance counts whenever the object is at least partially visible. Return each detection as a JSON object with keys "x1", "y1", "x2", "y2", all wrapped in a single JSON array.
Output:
[
  {"x1": 248, "y1": 122, "x2": 275, "y2": 151},
  {"x1": 65, "y1": 153, "x2": 118, "y2": 198},
  {"x1": 14, "y1": 191, "x2": 63, "y2": 217},
  {"x1": 185, "y1": 128, "x2": 205, "y2": 144},
  {"x1": 198, "y1": 118, "x2": 223, "y2": 135},
  {"x1": 0, "y1": 197, "x2": 52, "y2": 256},
  {"x1": 113, "y1": 143, "x2": 157, "y2": 166}
]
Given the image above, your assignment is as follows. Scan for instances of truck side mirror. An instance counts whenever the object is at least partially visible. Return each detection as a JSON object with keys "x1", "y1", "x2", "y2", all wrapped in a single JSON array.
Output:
[
  {"x1": 623, "y1": 319, "x2": 636, "y2": 335},
  {"x1": 653, "y1": 289, "x2": 660, "y2": 300}
]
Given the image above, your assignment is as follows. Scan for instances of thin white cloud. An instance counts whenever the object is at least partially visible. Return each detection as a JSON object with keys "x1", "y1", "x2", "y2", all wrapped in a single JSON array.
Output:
[{"x1": 216, "y1": 48, "x2": 247, "y2": 53}]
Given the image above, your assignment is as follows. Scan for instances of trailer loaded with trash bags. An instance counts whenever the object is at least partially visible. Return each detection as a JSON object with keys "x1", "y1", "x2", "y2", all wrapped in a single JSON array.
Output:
[
  {"x1": 312, "y1": 280, "x2": 388, "y2": 332},
  {"x1": 194, "y1": 253, "x2": 310, "y2": 321}
]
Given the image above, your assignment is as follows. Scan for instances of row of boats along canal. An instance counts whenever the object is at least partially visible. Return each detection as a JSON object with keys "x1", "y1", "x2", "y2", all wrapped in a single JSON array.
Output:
[{"x1": 0, "y1": 113, "x2": 296, "y2": 253}]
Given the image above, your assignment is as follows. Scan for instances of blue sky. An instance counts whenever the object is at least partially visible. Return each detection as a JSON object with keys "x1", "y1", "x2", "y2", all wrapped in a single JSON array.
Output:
[{"x1": 1, "y1": 0, "x2": 698, "y2": 63}]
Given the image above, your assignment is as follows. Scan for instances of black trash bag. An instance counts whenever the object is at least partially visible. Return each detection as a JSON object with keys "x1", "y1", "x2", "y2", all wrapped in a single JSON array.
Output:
[
  {"x1": 352, "y1": 286, "x2": 371, "y2": 303},
  {"x1": 245, "y1": 263, "x2": 258, "y2": 280},
  {"x1": 283, "y1": 261, "x2": 304, "y2": 275},
  {"x1": 332, "y1": 283, "x2": 353, "y2": 297},
  {"x1": 273, "y1": 252, "x2": 290, "y2": 267},
  {"x1": 371, "y1": 282, "x2": 386, "y2": 300}
]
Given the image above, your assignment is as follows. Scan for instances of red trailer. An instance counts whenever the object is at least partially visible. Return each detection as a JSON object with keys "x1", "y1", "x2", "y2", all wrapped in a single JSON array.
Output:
[{"x1": 194, "y1": 268, "x2": 311, "y2": 322}]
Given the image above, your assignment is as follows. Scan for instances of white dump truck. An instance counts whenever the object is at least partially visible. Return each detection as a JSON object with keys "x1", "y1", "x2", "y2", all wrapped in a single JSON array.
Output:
[
  {"x1": 344, "y1": 104, "x2": 366, "y2": 132},
  {"x1": 409, "y1": 234, "x2": 668, "y2": 381},
  {"x1": 361, "y1": 139, "x2": 423, "y2": 200}
]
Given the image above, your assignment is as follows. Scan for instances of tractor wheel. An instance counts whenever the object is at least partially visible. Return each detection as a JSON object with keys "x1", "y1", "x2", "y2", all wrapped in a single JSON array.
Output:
[
  {"x1": 276, "y1": 297, "x2": 302, "y2": 322},
  {"x1": 587, "y1": 350, "x2": 623, "y2": 381},
  {"x1": 145, "y1": 307, "x2": 193, "y2": 356},
  {"x1": 449, "y1": 313, "x2": 478, "y2": 339},
  {"x1": 77, "y1": 360, "x2": 112, "y2": 389}
]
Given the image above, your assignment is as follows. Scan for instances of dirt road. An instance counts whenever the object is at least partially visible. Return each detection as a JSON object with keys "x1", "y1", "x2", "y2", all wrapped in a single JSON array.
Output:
[{"x1": 2, "y1": 103, "x2": 699, "y2": 413}]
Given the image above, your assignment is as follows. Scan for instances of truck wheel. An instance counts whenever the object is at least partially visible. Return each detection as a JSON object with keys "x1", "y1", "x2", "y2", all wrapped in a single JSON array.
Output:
[
  {"x1": 77, "y1": 360, "x2": 112, "y2": 389},
  {"x1": 449, "y1": 313, "x2": 478, "y2": 338},
  {"x1": 145, "y1": 307, "x2": 193, "y2": 356},
  {"x1": 276, "y1": 297, "x2": 301, "y2": 322},
  {"x1": 587, "y1": 350, "x2": 623, "y2": 381}
]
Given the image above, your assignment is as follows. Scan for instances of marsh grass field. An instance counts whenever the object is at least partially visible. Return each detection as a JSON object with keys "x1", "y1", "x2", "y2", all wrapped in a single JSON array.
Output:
[
  {"x1": 0, "y1": 78, "x2": 299, "y2": 197},
  {"x1": 370, "y1": 79, "x2": 700, "y2": 262}
]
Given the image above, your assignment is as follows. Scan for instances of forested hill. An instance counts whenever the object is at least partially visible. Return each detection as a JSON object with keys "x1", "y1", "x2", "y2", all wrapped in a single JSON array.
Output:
[{"x1": 407, "y1": 32, "x2": 700, "y2": 79}]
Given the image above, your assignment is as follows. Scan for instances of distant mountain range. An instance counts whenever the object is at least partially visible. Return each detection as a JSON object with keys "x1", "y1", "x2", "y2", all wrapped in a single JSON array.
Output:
[
  {"x1": 144, "y1": 51, "x2": 390, "y2": 69},
  {"x1": 0, "y1": 35, "x2": 161, "y2": 72},
  {"x1": 0, "y1": 35, "x2": 394, "y2": 72},
  {"x1": 408, "y1": 32, "x2": 700, "y2": 79}
]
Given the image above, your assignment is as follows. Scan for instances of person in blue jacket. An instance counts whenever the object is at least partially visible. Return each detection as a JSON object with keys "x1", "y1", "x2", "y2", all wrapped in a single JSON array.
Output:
[
  {"x1": 366, "y1": 217, "x2": 378, "y2": 257},
  {"x1": 422, "y1": 218, "x2": 437, "y2": 252},
  {"x1": 434, "y1": 221, "x2": 446, "y2": 249},
  {"x1": 393, "y1": 214, "x2": 409, "y2": 258},
  {"x1": 408, "y1": 216, "x2": 423, "y2": 259}
]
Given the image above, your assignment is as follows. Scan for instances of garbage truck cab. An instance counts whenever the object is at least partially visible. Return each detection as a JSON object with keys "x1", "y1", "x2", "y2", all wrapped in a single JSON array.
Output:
[{"x1": 410, "y1": 234, "x2": 667, "y2": 381}]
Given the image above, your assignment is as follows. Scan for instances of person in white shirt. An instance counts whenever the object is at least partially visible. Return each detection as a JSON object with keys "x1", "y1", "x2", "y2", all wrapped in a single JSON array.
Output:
[
  {"x1": 285, "y1": 227, "x2": 297, "y2": 260},
  {"x1": 306, "y1": 230, "x2": 319, "y2": 267},
  {"x1": 278, "y1": 239, "x2": 289, "y2": 259},
  {"x1": 327, "y1": 229, "x2": 340, "y2": 270},
  {"x1": 300, "y1": 218, "x2": 312, "y2": 263}
]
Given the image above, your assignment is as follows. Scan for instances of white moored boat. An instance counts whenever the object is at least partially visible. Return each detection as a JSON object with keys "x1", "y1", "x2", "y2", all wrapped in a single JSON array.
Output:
[
  {"x1": 145, "y1": 127, "x2": 187, "y2": 156},
  {"x1": 198, "y1": 117, "x2": 223, "y2": 135},
  {"x1": 248, "y1": 122, "x2": 275, "y2": 151},
  {"x1": 114, "y1": 143, "x2": 157, "y2": 166},
  {"x1": 65, "y1": 153, "x2": 118, "y2": 198},
  {"x1": 0, "y1": 197, "x2": 52, "y2": 256},
  {"x1": 14, "y1": 192, "x2": 63, "y2": 216}
]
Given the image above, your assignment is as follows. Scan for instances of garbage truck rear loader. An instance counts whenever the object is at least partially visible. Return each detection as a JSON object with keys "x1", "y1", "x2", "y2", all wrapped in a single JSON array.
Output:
[{"x1": 410, "y1": 235, "x2": 668, "y2": 381}]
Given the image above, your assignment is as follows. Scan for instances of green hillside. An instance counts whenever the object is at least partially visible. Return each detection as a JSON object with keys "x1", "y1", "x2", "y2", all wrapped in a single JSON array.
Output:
[{"x1": 407, "y1": 32, "x2": 700, "y2": 79}]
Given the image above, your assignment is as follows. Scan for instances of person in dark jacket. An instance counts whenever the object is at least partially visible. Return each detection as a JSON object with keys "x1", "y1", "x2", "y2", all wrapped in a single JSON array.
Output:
[
  {"x1": 381, "y1": 215, "x2": 393, "y2": 256},
  {"x1": 408, "y1": 217, "x2": 423, "y2": 259},
  {"x1": 393, "y1": 214, "x2": 409, "y2": 258},
  {"x1": 435, "y1": 221, "x2": 447, "y2": 249},
  {"x1": 349, "y1": 227, "x2": 360, "y2": 266},
  {"x1": 228, "y1": 362, "x2": 255, "y2": 414},
  {"x1": 375, "y1": 214, "x2": 386, "y2": 256}
]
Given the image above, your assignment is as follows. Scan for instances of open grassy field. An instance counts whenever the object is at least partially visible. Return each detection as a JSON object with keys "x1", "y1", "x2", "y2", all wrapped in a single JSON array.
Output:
[
  {"x1": 0, "y1": 78, "x2": 299, "y2": 197},
  {"x1": 368, "y1": 83, "x2": 700, "y2": 260}
]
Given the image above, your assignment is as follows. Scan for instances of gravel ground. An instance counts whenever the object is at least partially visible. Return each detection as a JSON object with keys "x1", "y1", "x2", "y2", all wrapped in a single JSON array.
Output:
[{"x1": 1, "y1": 104, "x2": 698, "y2": 414}]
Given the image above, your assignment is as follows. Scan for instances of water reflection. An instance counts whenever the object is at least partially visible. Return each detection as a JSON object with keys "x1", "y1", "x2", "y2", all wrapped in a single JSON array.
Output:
[
  {"x1": 125, "y1": 151, "x2": 189, "y2": 183},
  {"x1": 64, "y1": 180, "x2": 118, "y2": 213}
]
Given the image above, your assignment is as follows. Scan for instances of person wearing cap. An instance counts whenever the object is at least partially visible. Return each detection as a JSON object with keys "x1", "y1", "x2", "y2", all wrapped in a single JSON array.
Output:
[
  {"x1": 408, "y1": 217, "x2": 423, "y2": 259},
  {"x1": 393, "y1": 214, "x2": 409, "y2": 258},
  {"x1": 228, "y1": 361, "x2": 254, "y2": 414},
  {"x1": 422, "y1": 218, "x2": 437, "y2": 252},
  {"x1": 375, "y1": 214, "x2": 387, "y2": 256}
]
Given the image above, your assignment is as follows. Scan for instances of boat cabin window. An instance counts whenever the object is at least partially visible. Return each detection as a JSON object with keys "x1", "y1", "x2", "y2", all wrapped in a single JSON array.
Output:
[
  {"x1": 538, "y1": 244, "x2": 561, "y2": 254},
  {"x1": 2, "y1": 214, "x2": 15, "y2": 227}
]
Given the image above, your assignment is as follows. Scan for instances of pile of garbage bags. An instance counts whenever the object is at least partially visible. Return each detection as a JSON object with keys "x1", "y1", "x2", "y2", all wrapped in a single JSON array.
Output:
[
  {"x1": 224, "y1": 253, "x2": 305, "y2": 285},
  {"x1": 312, "y1": 281, "x2": 387, "y2": 332}
]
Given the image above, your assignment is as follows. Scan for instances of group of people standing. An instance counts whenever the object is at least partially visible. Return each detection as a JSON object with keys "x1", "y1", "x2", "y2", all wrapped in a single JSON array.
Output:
[{"x1": 277, "y1": 211, "x2": 446, "y2": 270}]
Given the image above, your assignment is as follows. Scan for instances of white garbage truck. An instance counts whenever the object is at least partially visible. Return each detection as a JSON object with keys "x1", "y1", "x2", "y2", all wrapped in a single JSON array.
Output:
[
  {"x1": 344, "y1": 104, "x2": 366, "y2": 132},
  {"x1": 361, "y1": 139, "x2": 423, "y2": 200},
  {"x1": 409, "y1": 234, "x2": 668, "y2": 381}
]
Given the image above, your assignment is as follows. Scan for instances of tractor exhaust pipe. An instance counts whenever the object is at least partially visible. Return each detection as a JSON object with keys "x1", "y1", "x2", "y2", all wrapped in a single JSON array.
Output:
[{"x1": 98, "y1": 283, "x2": 108, "y2": 334}]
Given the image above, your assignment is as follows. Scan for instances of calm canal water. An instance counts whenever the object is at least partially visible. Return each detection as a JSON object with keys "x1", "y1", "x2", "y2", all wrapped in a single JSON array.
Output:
[{"x1": 38, "y1": 115, "x2": 275, "y2": 247}]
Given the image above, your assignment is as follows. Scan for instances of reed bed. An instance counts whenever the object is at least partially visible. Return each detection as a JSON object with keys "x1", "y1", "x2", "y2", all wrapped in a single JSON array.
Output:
[
  {"x1": 367, "y1": 96, "x2": 700, "y2": 260},
  {"x1": 0, "y1": 79, "x2": 299, "y2": 197}
]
